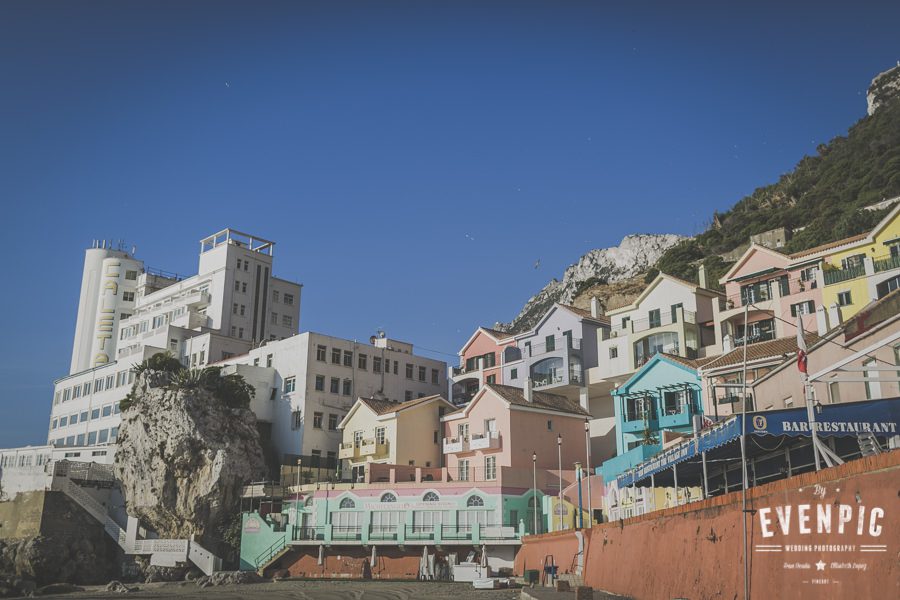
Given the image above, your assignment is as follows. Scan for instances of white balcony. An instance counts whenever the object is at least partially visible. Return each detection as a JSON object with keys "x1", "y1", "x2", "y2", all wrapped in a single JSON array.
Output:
[
  {"x1": 443, "y1": 438, "x2": 468, "y2": 453},
  {"x1": 469, "y1": 431, "x2": 501, "y2": 450}
]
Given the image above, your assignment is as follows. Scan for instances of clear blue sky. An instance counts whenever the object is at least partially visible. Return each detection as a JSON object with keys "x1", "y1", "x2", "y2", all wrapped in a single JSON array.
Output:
[{"x1": 1, "y1": 1, "x2": 898, "y2": 447}]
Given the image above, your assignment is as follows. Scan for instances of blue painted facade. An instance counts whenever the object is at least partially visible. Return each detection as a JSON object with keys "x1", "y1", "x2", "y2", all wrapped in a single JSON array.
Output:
[{"x1": 599, "y1": 354, "x2": 703, "y2": 483}]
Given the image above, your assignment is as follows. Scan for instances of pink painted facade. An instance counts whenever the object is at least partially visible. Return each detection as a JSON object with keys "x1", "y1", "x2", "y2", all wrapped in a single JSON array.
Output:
[
  {"x1": 717, "y1": 245, "x2": 823, "y2": 348},
  {"x1": 442, "y1": 385, "x2": 589, "y2": 491},
  {"x1": 451, "y1": 328, "x2": 518, "y2": 404}
]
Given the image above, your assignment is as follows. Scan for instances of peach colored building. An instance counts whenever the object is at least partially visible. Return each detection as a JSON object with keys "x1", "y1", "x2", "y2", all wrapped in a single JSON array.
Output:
[
  {"x1": 751, "y1": 290, "x2": 900, "y2": 411},
  {"x1": 441, "y1": 383, "x2": 590, "y2": 490},
  {"x1": 450, "y1": 327, "x2": 518, "y2": 404}
]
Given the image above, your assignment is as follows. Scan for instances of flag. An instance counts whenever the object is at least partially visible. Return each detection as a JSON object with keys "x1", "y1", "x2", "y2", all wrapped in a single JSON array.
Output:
[{"x1": 796, "y1": 315, "x2": 808, "y2": 374}]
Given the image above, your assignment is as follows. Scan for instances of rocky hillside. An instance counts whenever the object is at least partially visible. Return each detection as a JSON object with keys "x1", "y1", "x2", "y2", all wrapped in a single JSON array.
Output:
[
  {"x1": 496, "y1": 234, "x2": 684, "y2": 332},
  {"x1": 114, "y1": 356, "x2": 266, "y2": 564},
  {"x1": 868, "y1": 63, "x2": 900, "y2": 116}
]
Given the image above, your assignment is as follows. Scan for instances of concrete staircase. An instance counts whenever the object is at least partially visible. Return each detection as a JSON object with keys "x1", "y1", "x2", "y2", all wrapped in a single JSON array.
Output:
[{"x1": 50, "y1": 462, "x2": 221, "y2": 575}]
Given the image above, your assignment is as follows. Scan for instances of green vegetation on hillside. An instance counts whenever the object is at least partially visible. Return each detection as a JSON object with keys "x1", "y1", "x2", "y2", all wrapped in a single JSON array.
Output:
[{"x1": 648, "y1": 95, "x2": 900, "y2": 288}]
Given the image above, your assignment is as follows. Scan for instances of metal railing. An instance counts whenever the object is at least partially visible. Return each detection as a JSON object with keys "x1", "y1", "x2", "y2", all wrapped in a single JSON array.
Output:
[
  {"x1": 368, "y1": 525, "x2": 399, "y2": 540},
  {"x1": 824, "y1": 263, "x2": 866, "y2": 285},
  {"x1": 254, "y1": 535, "x2": 287, "y2": 568},
  {"x1": 441, "y1": 524, "x2": 472, "y2": 540},
  {"x1": 527, "y1": 336, "x2": 582, "y2": 356},
  {"x1": 628, "y1": 310, "x2": 697, "y2": 333},
  {"x1": 332, "y1": 525, "x2": 362, "y2": 540},
  {"x1": 873, "y1": 253, "x2": 900, "y2": 273}
]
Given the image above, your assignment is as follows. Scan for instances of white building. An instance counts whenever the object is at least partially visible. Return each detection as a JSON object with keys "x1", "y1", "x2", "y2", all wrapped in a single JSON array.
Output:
[
  {"x1": 218, "y1": 333, "x2": 448, "y2": 467},
  {"x1": 47, "y1": 229, "x2": 301, "y2": 451}
]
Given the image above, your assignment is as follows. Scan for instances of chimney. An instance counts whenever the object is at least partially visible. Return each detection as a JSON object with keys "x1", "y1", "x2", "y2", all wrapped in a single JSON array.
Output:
[
  {"x1": 525, "y1": 378, "x2": 533, "y2": 403},
  {"x1": 698, "y1": 264, "x2": 707, "y2": 289},
  {"x1": 590, "y1": 296, "x2": 604, "y2": 318}
]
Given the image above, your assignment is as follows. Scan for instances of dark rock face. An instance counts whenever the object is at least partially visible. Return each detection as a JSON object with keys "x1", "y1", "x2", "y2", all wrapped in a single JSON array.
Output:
[
  {"x1": 114, "y1": 372, "x2": 266, "y2": 561},
  {"x1": 0, "y1": 533, "x2": 118, "y2": 587}
]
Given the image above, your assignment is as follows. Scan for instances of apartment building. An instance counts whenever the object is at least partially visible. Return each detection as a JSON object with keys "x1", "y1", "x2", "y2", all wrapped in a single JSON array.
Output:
[
  {"x1": 47, "y1": 229, "x2": 301, "y2": 451},
  {"x1": 450, "y1": 327, "x2": 517, "y2": 405}
]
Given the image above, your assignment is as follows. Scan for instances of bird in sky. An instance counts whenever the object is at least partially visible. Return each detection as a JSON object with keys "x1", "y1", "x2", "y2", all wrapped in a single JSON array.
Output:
[{"x1": 533, "y1": 259, "x2": 541, "y2": 270}]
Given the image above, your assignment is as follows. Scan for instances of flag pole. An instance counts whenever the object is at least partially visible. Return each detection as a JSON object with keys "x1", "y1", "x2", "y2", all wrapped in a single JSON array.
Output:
[
  {"x1": 740, "y1": 302, "x2": 750, "y2": 600},
  {"x1": 797, "y1": 315, "x2": 821, "y2": 471}
]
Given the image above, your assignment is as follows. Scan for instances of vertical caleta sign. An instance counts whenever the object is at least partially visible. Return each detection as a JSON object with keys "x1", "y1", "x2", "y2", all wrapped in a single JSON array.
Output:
[{"x1": 750, "y1": 473, "x2": 897, "y2": 596}]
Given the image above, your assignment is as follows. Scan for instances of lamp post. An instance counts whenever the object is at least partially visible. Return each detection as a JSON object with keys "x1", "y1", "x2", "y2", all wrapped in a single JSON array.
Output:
[
  {"x1": 296, "y1": 457, "x2": 302, "y2": 490},
  {"x1": 557, "y1": 434, "x2": 563, "y2": 532},
  {"x1": 532, "y1": 451, "x2": 538, "y2": 535},
  {"x1": 574, "y1": 461, "x2": 583, "y2": 530},
  {"x1": 584, "y1": 419, "x2": 592, "y2": 526}
]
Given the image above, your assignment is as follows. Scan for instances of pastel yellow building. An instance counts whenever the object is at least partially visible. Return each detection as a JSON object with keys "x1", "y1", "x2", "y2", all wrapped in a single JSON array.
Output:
[
  {"x1": 337, "y1": 395, "x2": 456, "y2": 481},
  {"x1": 791, "y1": 202, "x2": 900, "y2": 321}
]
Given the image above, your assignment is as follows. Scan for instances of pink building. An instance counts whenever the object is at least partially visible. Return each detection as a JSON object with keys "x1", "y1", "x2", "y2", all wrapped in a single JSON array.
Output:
[
  {"x1": 441, "y1": 383, "x2": 590, "y2": 492},
  {"x1": 450, "y1": 327, "x2": 518, "y2": 405},
  {"x1": 717, "y1": 244, "x2": 824, "y2": 350}
]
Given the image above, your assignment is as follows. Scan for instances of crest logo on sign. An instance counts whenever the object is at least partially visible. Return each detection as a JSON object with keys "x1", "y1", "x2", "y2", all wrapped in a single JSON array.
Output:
[{"x1": 753, "y1": 415, "x2": 767, "y2": 431}]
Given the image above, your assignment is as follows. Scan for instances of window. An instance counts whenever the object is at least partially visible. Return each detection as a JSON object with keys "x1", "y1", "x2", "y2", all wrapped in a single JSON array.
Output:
[
  {"x1": 423, "y1": 492, "x2": 440, "y2": 502},
  {"x1": 393, "y1": 361, "x2": 398, "y2": 375},
  {"x1": 332, "y1": 348, "x2": 342, "y2": 364},
  {"x1": 837, "y1": 291, "x2": 852, "y2": 306},
  {"x1": 80, "y1": 411, "x2": 88, "y2": 422},
  {"x1": 253, "y1": 358, "x2": 259, "y2": 366},
  {"x1": 91, "y1": 408, "x2": 100, "y2": 420},
  {"x1": 313, "y1": 412, "x2": 323, "y2": 429},
  {"x1": 663, "y1": 389, "x2": 686, "y2": 415},
  {"x1": 484, "y1": 456, "x2": 497, "y2": 481},
  {"x1": 110, "y1": 427, "x2": 118, "y2": 441},
  {"x1": 235, "y1": 280, "x2": 240, "y2": 291},
  {"x1": 236, "y1": 259, "x2": 242, "y2": 270},
  {"x1": 87, "y1": 431, "x2": 97, "y2": 445},
  {"x1": 740, "y1": 280, "x2": 772, "y2": 305},
  {"x1": 418, "y1": 366, "x2": 426, "y2": 381},
  {"x1": 790, "y1": 300, "x2": 815, "y2": 317},
  {"x1": 98, "y1": 429, "x2": 109, "y2": 443},
  {"x1": 648, "y1": 309, "x2": 661, "y2": 329},
  {"x1": 486, "y1": 374, "x2": 496, "y2": 384},
  {"x1": 405, "y1": 391, "x2": 413, "y2": 401},
  {"x1": 102, "y1": 404, "x2": 112, "y2": 417},
  {"x1": 433, "y1": 430, "x2": 438, "y2": 444},
  {"x1": 328, "y1": 413, "x2": 338, "y2": 430},
  {"x1": 547, "y1": 420, "x2": 553, "y2": 431},
  {"x1": 283, "y1": 376, "x2": 296, "y2": 393},
  {"x1": 467, "y1": 495, "x2": 484, "y2": 507},
  {"x1": 231, "y1": 326, "x2": 236, "y2": 336},
  {"x1": 380, "y1": 492, "x2": 396, "y2": 502},
  {"x1": 73, "y1": 385, "x2": 82, "y2": 399},
  {"x1": 105, "y1": 375, "x2": 114, "y2": 389},
  {"x1": 316, "y1": 345, "x2": 327, "y2": 361},
  {"x1": 545, "y1": 335, "x2": 555, "y2": 352},
  {"x1": 233, "y1": 303, "x2": 239, "y2": 315},
  {"x1": 354, "y1": 430, "x2": 363, "y2": 447},
  {"x1": 375, "y1": 427, "x2": 386, "y2": 445},
  {"x1": 670, "y1": 303, "x2": 682, "y2": 323},
  {"x1": 458, "y1": 423, "x2": 469, "y2": 440},
  {"x1": 266, "y1": 354, "x2": 273, "y2": 367},
  {"x1": 458, "y1": 459, "x2": 469, "y2": 481},
  {"x1": 243, "y1": 261, "x2": 249, "y2": 272},
  {"x1": 238, "y1": 327, "x2": 244, "y2": 338},
  {"x1": 841, "y1": 254, "x2": 865, "y2": 270},
  {"x1": 114, "y1": 403, "x2": 120, "y2": 414},
  {"x1": 358, "y1": 354, "x2": 368, "y2": 370},
  {"x1": 609, "y1": 347, "x2": 618, "y2": 359},
  {"x1": 273, "y1": 290, "x2": 280, "y2": 302},
  {"x1": 123, "y1": 291, "x2": 135, "y2": 302},
  {"x1": 52, "y1": 418, "x2": 58, "y2": 429},
  {"x1": 406, "y1": 363, "x2": 414, "y2": 379},
  {"x1": 621, "y1": 316, "x2": 630, "y2": 330},
  {"x1": 431, "y1": 369, "x2": 439, "y2": 385},
  {"x1": 283, "y1": 293, "x2": 294, "y2": 306},
  {"x1": 343, "y1": 351, "x2": 353, "y2": 367},
  {"x1": 291, "y1": 410, "x2": 302, "y2": 429},
  {"x1": 373, "y1": 357, "x2": 382, "y2": 373},
  {"x1": 330, "y1": 377, "x2": 340, "y2": 394},
  {"x1": 339, "y1": 497, "x2": 355, "y2": 509},
  {"x1": 93, "y1": 379, "x2": 103, "y2": 393},
  {"x1": 240, "y1": 304, "x2": 246, "y2": 316},
  {"x1": 510, "y1": 368, "x2": 518, "y2": 380},
  {"x1": 282, "y1": 315, "x2": 293, "y2": 328},
  {"x1": 125, "y1": 270, "x2": 137, "y2": 280},
  {"x1": 271, "y1": 312, "x2": 278, "y2": 324},
  {"x1": 315, "y1": 375, "x2": 325, "y2": 391},
  {"x1": 342, "y1": 379, "x2": 352, "y2": 396}
]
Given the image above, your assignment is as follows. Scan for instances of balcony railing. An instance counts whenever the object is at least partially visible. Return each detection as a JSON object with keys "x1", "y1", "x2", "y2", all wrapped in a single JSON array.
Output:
[
  {"x1": 339, "y1": 439, "x2": 389, "y2": 460},
  {"x1": 469, "y1": 431, "x2": 501, "y2": 451},
  {"x1": 331, "y1": 526, "x2": 362, "y2": 541},
  {"x1": 733, "y1": 329, "x2": 777, "y2": 347},
  {"x1": 532, "y1": 370, "x2": 582, "y2": 389},
  {"x1": 527, "y1": 336, "x2": 582, "y2": 356},
  {"x1": 629, "y1": 310, "x2": 696, "y2": 333},
  {"x1": 874, "y1": 253, "x2": 900, "y2": 274},
  {"x1": 824, "y1": 263, "x2": 866, "y2": 285},
  {"x1": 368, "y1": 525, "x2": 398, "y2": 540},
  {"x1": 443, "y1": 438, "x2": 468, "y2": 453}
]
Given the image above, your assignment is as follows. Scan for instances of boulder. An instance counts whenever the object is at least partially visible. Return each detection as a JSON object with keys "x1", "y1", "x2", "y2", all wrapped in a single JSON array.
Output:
[
  {"x1": 106, "y1": 580, "x2": 138, "y2": 593},
  {"x1": 114, "y1": 370, "x2": 266, "y2": 560}
]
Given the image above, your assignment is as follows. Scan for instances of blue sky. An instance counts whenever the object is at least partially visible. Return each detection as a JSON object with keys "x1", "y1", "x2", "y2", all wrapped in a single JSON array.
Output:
[{"x1": 1, "y1": 1, "x2": 898, "y2": 446}]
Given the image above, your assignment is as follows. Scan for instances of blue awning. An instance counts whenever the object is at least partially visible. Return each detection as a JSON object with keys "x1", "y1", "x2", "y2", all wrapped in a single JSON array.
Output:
[{"x1": 616, "y1": 397, "x2": 900, "y2": 488}]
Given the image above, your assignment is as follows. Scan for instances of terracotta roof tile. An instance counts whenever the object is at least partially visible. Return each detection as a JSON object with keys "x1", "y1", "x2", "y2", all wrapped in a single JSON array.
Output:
[
  {"x1": 700, "y1": 334, "x2": 819, "y2": 371},
  {"x1": 484, "y1": 383, "x2": 591, "y2": 417},
  {"x1": 789, "y1": 233, "x2": 868, "y2": 259},
  {"x1": 558, "y1": 304, "x2": 610, "y2": 325},
  {"x1": 657, "y1": 352, "x2": 717, "y2": 370},
  {"x1": 359, "y1": 394, "x2": 447, "y2": 416},
  {"x1": 481, "y1": 327, "x2": 516, "y2": 340}
]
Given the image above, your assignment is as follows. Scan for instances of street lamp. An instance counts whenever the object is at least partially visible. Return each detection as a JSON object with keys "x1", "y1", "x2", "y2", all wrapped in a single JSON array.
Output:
[
  {"x1": 532, "y1": 451, "x2": 538, "y2": 535},
  {"x1": 584, "y1": 419, "x2": 592, "y2": 526},
  {"x1": 557, "y1": 434, "x2": 563, "y2": 532},
  {"x1": 574, "y1": 461, "x2": 583, "y2": 530}
]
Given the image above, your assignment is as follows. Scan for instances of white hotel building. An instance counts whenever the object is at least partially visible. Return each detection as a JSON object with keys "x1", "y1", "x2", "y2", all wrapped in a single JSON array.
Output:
[{"x1": 38, "y1": 228, "x2": 446, "y2": 470}]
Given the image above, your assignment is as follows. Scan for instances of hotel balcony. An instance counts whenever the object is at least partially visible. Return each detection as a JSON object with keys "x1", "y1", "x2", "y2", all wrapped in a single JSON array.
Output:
[
  {"x1": 873, "y1": 253, "x2": 900, "y2": 274},
  {"x1": 338, "y1": 439, "x2": 389, "y2": 461},
  {"x1": 823, "y1": 263, "x2": 867, "y2": 286}
]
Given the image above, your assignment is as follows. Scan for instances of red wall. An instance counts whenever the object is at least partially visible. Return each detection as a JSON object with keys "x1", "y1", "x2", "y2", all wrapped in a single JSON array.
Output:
[{"x1": 516, "y1": 452, "x2": 900, "y2": 599}]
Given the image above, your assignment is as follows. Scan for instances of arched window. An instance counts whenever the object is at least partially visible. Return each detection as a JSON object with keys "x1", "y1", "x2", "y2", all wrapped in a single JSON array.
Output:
[
  {"x1": 305, "y1": 495, "x2": 315, "y2": 506},
  {"x1": 339, "y1": 497, "x2": 355, "y2": 509},
  {"x1": 528, "y1": 496, "x2": 539, "y2": 507},
  {"x1": 466, "y1": 495, "x2": 484, "y2": 507},
  {"x1": 423, "y1": 491, "x2": 440, "y2": 502},
  {"x1": 380, "y1": 492, "x2": 397, "y2": 503}
]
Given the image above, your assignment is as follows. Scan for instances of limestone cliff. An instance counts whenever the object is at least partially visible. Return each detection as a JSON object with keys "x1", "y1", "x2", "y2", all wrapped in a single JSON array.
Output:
[
  {"x1": 867, "y1": 63, "x2": 900, "y2": 116},
  {"x1": 114, "y1": 367, "x2": 266, "y2": 560},
  {"x1": 496, "y1": 233, "x2": 685, "y2": 332}
]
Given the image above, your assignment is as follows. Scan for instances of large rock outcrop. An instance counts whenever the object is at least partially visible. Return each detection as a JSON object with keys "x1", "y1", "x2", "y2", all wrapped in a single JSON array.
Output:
[
  {"x1": 497, "y1": 233, "x2": 685, "y2": 332},
  {"x1": 114, "y1": 370, "x2": 266, "y2": 559}
]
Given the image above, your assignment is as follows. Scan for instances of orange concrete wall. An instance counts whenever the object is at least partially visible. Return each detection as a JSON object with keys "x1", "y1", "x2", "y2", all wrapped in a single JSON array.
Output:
[
  {"x1": 514, "y1": 529, "x2": 591, "y2": 579},
  {"x1": 517, "y1": 452, "x2": 900, "y2": 599}
]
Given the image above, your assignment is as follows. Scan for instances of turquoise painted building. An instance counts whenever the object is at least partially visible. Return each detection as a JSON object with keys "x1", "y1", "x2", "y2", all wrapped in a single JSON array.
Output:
[{"x1": 599, "y1": 353, "x2": 704, "y2": 483}]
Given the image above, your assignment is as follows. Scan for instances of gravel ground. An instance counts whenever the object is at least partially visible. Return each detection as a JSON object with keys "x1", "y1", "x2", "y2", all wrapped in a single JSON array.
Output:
[{"x1": 36, "y1": 580, "x2": 525, "y2": 600}]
